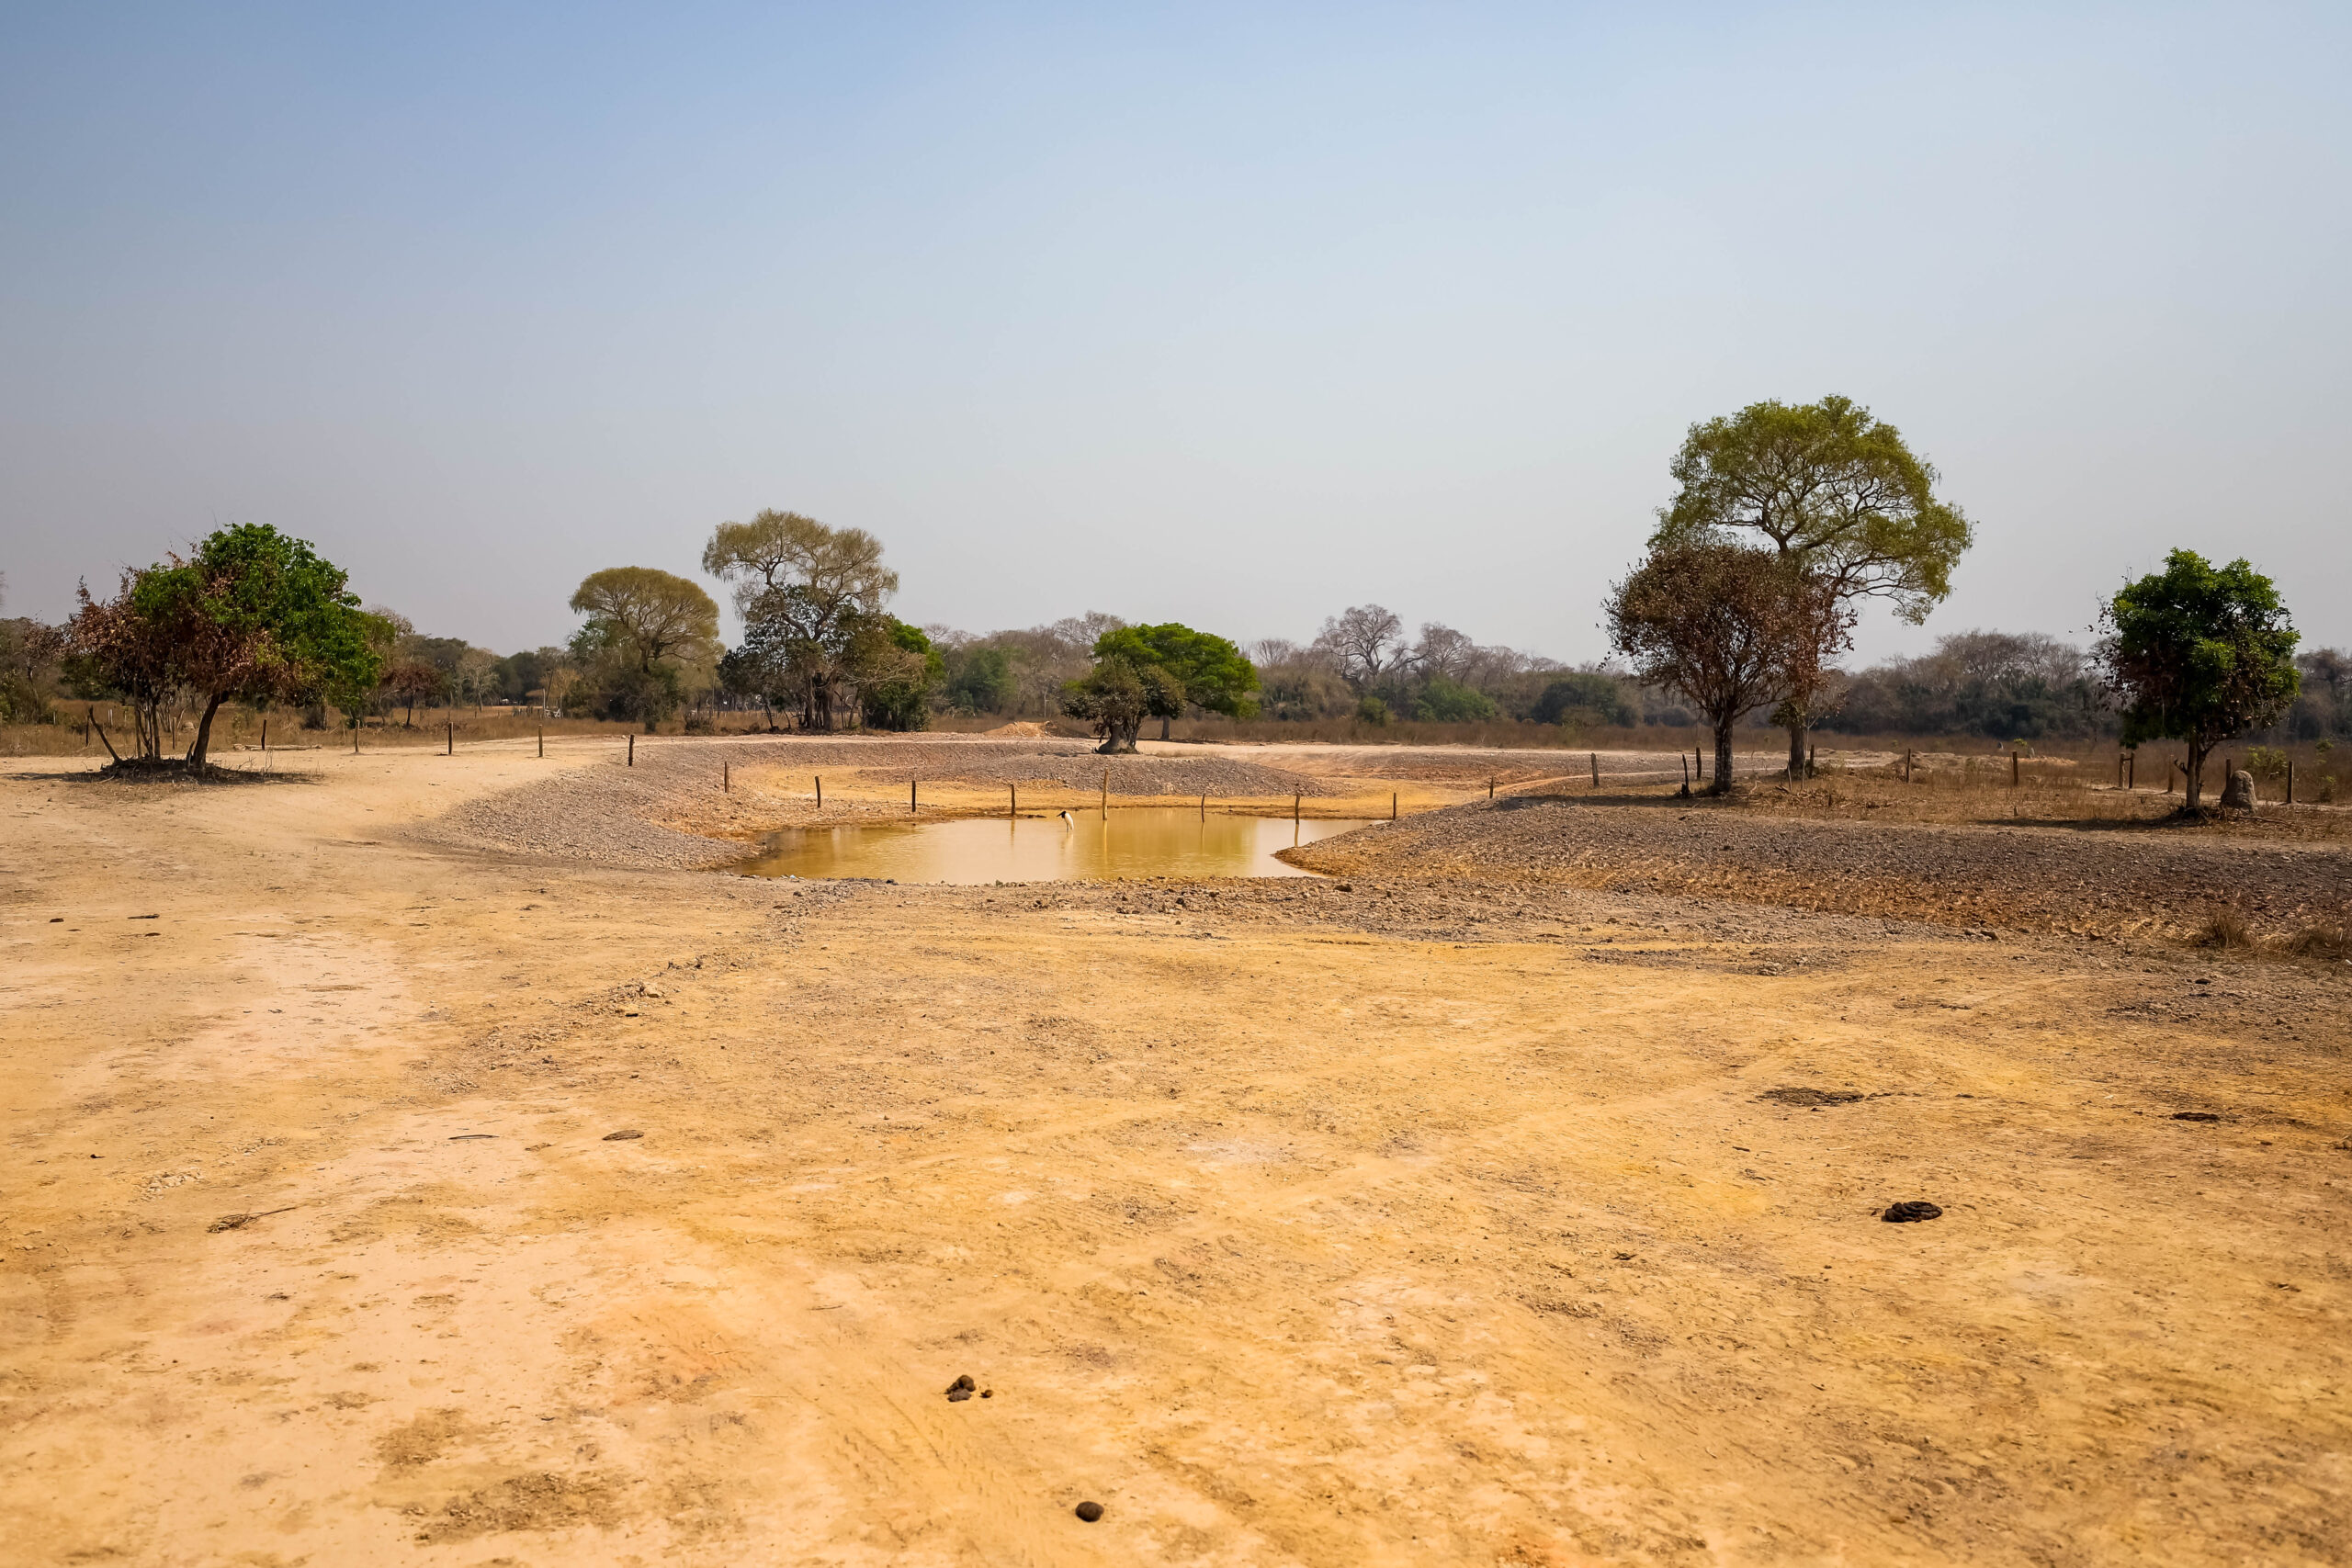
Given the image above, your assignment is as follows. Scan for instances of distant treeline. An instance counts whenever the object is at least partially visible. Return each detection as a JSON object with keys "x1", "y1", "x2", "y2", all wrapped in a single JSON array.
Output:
[
  {"x1": 6, "y1": 550, "x2": 2345, "y2": 747},
  {"x1": 7, "y1": 592, "x2": 2346, "y2": 747},
  {"x1": 1823, "y1": 632, "x2": 2346, "y2": 744}
]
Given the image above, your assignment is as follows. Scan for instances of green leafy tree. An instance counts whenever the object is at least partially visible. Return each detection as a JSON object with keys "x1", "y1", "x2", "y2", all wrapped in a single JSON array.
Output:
[
  {"x1": 1091, "y1": 623, "x2": 1260, "y2": 739},
  {"x1": 706, "y1": 512, "x2": 899, "y2": 731},
  {"x1": 569, "y1": 568, "x2": 719, "y2": 674},
  {"x1": 568, "y1": 567, "x2": 719, "y2": 731},
  {"x1": 69, "y1": 524, "x2": 380, "y2": 766},
  {"x1": 1606, "y1": 542, "x2": 1851, "y2": 795},
  {"x1": 1532, "y1": 671, "x2": 1636, "y2": 728},
  {"x1": 1411, "y1": 673, "x2": 1498, "y2": 723},
  {"x1": 944, "y1": 644, "x2": 1016, "y2": 715},
  {"x1": 859, "y1": 619, "x2": 944, "y2": 731},
  {"x1": 1063, "y1": 657, "x2": 1182, "y2": 754},
  {"x1": 2097, "y1": 549, "x2": 2300, "y2": 810},
  {"x1": 1653, "y1": 395, "x2": 1972, "y2": 773}
]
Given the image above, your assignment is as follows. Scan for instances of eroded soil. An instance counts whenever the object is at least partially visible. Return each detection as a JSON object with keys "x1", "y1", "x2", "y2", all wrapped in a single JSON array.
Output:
[{"x1": 3, "y1": 741, "x2": 2348, "y2": 1566}]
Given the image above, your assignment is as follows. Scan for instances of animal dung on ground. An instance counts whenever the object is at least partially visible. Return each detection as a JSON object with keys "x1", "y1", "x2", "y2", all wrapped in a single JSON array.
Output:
[
  {"x1": 2171, "y1": 1111, "x2": 2221, "y2": 1122},
  {"x1": 945, "y1": 1373, "x2": 976, "y2": 1402},
  {"x1": 602, "y1": 1129, "x2": 643, "y2": 1141},
  {"x1": 1759, "y1": 1087, "x2": 1865, "y2": 1107},
  {"x1": 1882, "y1": 1201, "x2": 1943, "y2": 1223},
  {"x1": 1074, "y1": 1501, "x2": 1105, "y2": 1523}
]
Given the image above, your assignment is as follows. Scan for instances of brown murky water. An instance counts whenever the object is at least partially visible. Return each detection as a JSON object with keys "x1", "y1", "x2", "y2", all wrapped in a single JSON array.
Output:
[{"x1": 741, "y1": 807, "x2": 1374, "y2": 883}]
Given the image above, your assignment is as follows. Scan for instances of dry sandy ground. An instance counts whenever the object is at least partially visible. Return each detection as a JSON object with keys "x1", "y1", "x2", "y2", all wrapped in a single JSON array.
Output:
[{"x1": 4, "y1": 739, "x2": 2349, "y2": 1567}]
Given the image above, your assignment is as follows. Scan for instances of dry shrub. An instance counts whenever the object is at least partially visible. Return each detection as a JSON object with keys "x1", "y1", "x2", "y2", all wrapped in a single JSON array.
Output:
[
  {"x1": 2194, "y1": 905, "x2": 2254, "y2": 951},
  {"x1": 2287, "y1": 919, "x2": 2351, "y2": 962}
]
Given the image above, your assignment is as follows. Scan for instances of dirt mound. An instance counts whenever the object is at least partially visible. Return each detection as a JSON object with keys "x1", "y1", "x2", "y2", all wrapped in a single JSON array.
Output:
[
  {"x1": 927, "y1": 750, "x2": 1340, "y2": 799},
  {"x1": 1291, "y1": 795, "x2": 2352, "y2": 938},
  {"x1": 984, "y1": 720, "x2": 1048, "y2": 738}
]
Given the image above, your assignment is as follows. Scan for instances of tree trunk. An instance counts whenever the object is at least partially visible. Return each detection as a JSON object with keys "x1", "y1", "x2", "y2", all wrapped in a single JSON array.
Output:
[
  {"x1": 2185, "y1": 739, "x2": 2209, "y2": 810},
  {"x1": 1786, "y1": 721, "x2": 1807, "y2": 779},
  {"x1": 1097, "y1": 717, "x2": 1142, "y2": 754},
  {"x1": 1713, "y1": 722, "x2": 1736, "y2": 796},
  {"x1": 187, "y1": 693, "x2": 227, "y2": 768},
  {"x1": 1160, "y1": 715, "x2": 1170, "y2": 741}
]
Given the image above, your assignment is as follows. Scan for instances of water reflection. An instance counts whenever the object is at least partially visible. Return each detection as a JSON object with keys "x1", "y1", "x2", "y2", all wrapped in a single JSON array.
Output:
[{"x1": 741, "y1": 807, "x2": 1372, "y2": 883}]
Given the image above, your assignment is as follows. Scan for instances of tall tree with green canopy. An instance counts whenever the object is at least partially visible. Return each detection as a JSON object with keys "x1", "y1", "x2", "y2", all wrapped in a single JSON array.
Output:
[
  {"x1": 858, "y1": 619, "x2": 944, "y2": 731},
  {"x1": 704, "y1": 511, "x2": 899, "y2": 730},
  {"x1": 1091, "y1": 623, "x2": 1260, "y2": 739},
  {"x1": 1652, "y1": 394, "x2": 1973, "y2": 774},
  {"x1": 568, "y1": 567, "x2": 719, "y2": 731},
  {"x1": 569, "y1": 568, "x2": 719, "y2": 673},
  {"x1": 1063, "y1": 657, "x2": 1182, "y2": 754},
  {"x1": 2097, "y1": 549, "x2": 2300, "y2": 810},
  {"x1": 69, "y1": 524, "x2": 381, "y2": 767}
]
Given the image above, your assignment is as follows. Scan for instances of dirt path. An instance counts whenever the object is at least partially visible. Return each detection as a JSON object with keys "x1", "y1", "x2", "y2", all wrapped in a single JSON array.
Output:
[{"x1": 3, "y1": 743, "x2": 2348, "y2": 1565}]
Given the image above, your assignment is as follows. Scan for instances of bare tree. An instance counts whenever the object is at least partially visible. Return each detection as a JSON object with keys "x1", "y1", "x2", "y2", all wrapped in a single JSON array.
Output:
[
  {"x1": 1411, "y1": 622, "x2": 1475, "y2": 681},
  {"x1": 1313, "y1": 604, "x2": 1408, "y2": 692}
]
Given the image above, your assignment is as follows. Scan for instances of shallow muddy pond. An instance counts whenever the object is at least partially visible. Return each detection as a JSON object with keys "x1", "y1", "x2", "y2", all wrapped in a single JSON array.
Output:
[{"x1": 741, "y1": 807, "x2": 1373, "y2": 883}]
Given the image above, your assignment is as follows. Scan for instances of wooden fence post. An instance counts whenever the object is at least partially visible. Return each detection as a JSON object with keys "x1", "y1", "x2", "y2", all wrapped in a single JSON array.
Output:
[
  {"x1": 2127, "y1": 750, "x2": 2134, "y2": 789},
  {"x1": 1101, "y1": 771, "x2": 1108, "y2": 819},
  {"x1": 910, "y1": 779, "x2": 917, "y2": 814},
  {"x1": 261, "y1": 718, "x2": 267, "y2": 752},
  {"x1": 723, "y1": 761, "x2": 729, "y2": 794},
  {"x1": 1199, "y1": 792, "x2": 1205, "y2": 820},
  {"x1": 1589, "y1": 752, "x2": 1599, "y2": 787},
  {"x1": 353, "y1": 724, "x2": 359, "y2": 755},
  {"x1": 2287, "y1": 759, "x2": 2294, "y2": 805},
  {"x1": 1011, "y1": 784, "x2": 1017, "y2": 818},
  {"x1": 815, "y1": 775, "x2": 822, "y2": 807},
  {"x1": 1294, "y1": 793, "x2": 1301, "y2": 824},
  {"x1": 1487, "y1": 777, "x2": 1494, "y2": 800},
  {"x1": 447, "y1": 722, "x2": 453, "y2": 756},
  {"x1": 628, "y1": 733, "x2": 634, "y2": 767},
  {"x1": 537, "y1": 728, "x2": 544, "y2": 758},
  {"x1": 2011, "y1": 751, "x2": 2019, "y2": 787},
  {"x1": 1680, "y1": 754, "x2": 1689, "y2": 791},
  {"x1": 1391, "y1": 792, "x2": 1397, "y2": 821}
]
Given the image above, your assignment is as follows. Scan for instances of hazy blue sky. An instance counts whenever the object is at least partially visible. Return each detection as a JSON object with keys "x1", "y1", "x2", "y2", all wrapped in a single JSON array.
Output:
[{"x1": 3, "y1": 3, "x2": 2346, "y2": 663}]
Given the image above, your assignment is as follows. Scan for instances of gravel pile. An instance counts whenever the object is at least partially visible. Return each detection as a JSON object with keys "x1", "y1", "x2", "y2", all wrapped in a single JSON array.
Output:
[
  {"x1": 424, "y1": 753, "x2": 753, "y2": 870},
  {"x1": 1290, "y1": 795, "x2": 2352, "y2": 938}
]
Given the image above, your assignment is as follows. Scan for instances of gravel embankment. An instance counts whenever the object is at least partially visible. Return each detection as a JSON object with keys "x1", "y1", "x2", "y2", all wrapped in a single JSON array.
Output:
[
  {"x1": 418, "y1": 737, "x2": 1340, "y2": 870},
  {"x1": 1289, "y1": 795, "x2": 2352, "y2": 938}
]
